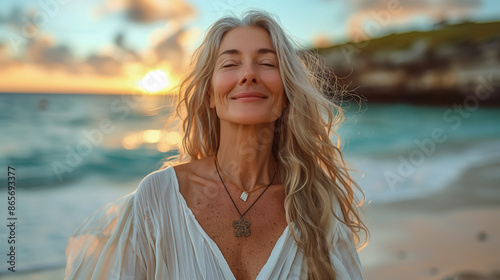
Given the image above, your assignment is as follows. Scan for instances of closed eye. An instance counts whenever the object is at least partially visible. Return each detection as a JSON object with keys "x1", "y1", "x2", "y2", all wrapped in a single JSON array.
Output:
[
  {"x1": 261, "y1": 63, "x2": 276, "y2": 67},
  {"x1": 222, "y1": 64, "x2": 237, "y2": 68}
]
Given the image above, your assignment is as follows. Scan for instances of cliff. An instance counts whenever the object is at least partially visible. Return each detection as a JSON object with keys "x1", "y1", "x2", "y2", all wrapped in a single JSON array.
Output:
[{"x1": 316, "y1": 21, "x2": 500, "y2": 106}]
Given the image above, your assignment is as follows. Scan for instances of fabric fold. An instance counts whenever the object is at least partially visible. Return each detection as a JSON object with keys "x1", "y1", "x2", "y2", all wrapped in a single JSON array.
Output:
[{"x1": 65, "y1": 166, "x2": 364, "y2": 280}]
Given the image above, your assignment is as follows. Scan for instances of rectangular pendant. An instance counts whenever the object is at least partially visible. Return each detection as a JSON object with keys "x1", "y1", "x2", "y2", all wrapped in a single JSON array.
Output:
[{"x1": 240, "y1": 191, "x2": 249, "y2": 201}]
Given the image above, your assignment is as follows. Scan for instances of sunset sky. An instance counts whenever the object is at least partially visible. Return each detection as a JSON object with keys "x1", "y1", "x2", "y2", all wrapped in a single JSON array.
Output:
[{"x1": 1, "y1": 0, "x2": 499, "y2": 94}]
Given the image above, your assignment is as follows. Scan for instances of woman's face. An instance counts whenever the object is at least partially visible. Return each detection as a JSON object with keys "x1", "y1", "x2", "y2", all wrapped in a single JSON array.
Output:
[{"x1": 211, "y1": 26, "x2": 286, "y2": 126}]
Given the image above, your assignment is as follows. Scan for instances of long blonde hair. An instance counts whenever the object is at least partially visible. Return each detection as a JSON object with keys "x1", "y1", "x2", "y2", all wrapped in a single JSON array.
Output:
[{"x1": 163, "y1": 10, "x2": 368, "y2": 280}]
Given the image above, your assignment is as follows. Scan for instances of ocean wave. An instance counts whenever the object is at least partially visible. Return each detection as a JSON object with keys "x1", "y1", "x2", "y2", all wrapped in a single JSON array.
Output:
[
  {"x1": 0, "y1": 147, "x2": 177, "y2": 188},
  {"x1": 348, "y1": 138, "x2": 500, "y2": 204}
]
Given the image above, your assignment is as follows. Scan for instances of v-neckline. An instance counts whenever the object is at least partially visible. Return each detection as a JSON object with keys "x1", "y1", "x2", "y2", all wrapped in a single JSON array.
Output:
[{"x1": 168, "y1": 166, "x2": 290, "y2": 280}]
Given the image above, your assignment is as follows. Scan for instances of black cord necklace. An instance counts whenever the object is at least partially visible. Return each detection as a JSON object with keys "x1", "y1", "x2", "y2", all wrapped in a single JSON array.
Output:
[{"x1": 214, "y1": 156, "x2": 277, "y2": 237}]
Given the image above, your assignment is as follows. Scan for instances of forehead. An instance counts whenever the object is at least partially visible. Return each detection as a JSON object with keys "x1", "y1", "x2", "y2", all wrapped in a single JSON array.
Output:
[{"x1": 217, "y1": 26, "x2": 274, "y2": 55}]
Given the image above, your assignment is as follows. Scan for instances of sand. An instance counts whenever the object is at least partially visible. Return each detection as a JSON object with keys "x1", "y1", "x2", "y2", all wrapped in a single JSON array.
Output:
[{"x1": 359, "y1": 161, "x2": 500, "y2": 280}]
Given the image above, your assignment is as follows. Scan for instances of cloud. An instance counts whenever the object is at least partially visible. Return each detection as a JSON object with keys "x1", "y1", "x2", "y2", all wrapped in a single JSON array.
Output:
[
  {"x1": 96, "y1": 0, "x2": 198, "y2": 73},
  {"x1": 152, "y1": 28, "x2": 186, "y2": 71},
  {"x1": 0, "y1": 0, "x2": 199, "y2": 94},
  {"x1": 0, "y1": 6, "x2": 24, "y2": 28},
  {"x1": 345, "y1": 0, "x2": 482, "y2": 40},
  {"x1": 0, "y1": 42, "x2": 13, "y2": 67},
  {"x1": 99, "y1": 0, "x2": 196, "y2": 24},
  {"x1": 113, "y1": 31, "x2": 142, "y2": 62},
  {"x1": 26, "y1": 38, "x2": 74, "y2": 66},
  {"x1": 313, "y1": 34, "x2": 333, "y2": 48},
  {"x1": 5, "y1": 31, "x2": 121, "y2": 76},
  {"x1": 4, "y1": 35, "x2": 82, "y2": 75},
  {"x1": 347, "y1": 0, "x2": 481, "y2": 12},
  {"x1": 86, "y1": 54, "x2": 122, "y2": 76},
  {"x1": 114, "y1": 32, "x2": 125, "y2": 49}
]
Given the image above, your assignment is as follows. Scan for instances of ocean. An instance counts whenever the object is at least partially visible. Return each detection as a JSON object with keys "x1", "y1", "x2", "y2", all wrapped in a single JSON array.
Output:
[{"x1": 1, "y1": 93, "x2": 499, "y2": 274}]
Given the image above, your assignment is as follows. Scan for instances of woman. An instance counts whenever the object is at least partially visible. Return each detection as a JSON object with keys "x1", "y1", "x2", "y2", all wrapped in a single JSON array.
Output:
[{"x1": 65, "y1": 10, "x2": 367, "y2": 280}]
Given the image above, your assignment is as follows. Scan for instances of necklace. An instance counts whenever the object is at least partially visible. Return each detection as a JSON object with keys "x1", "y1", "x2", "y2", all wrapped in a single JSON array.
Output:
[
  {"x1": 214, "y1": 157, "x2": 277, "y2": 237},
  {"x1": 215, "y1": 156, "x2": 276, "y2": 201}
]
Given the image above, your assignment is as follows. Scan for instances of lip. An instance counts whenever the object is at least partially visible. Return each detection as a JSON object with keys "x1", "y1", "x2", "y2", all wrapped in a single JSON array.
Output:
[{"x1": 231, "y1": 92, "x2": 267, "y2": 101}]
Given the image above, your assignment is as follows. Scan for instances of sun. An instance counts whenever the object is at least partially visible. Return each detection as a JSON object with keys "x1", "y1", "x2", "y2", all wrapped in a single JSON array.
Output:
[{"x1": 138, "y1": 70, "x2": 170, "y2": 93}]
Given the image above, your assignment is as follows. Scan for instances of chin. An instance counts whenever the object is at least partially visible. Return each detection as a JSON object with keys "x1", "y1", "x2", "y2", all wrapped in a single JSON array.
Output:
[
  {"x1": 232, "y1": 117, "x2": 272, "y2": 125},
  {"x1": 227, "y1": 114, "x2": 279, "y2": 125}
]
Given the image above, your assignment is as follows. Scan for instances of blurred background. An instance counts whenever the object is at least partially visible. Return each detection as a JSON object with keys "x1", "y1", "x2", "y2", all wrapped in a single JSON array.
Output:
[{"x1": 1, "y1": 0, "x2": 499, "y2": 279}]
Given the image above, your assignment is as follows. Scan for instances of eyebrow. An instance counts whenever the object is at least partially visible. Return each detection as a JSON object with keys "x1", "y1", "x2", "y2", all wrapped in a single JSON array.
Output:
[{"x1": 218, "y1": 48, "x2": 276, "y2": 58}]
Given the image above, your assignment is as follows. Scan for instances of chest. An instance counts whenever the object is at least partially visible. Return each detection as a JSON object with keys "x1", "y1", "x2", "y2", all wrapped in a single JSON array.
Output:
[{"x1": 181, "y1": 179, "x2": 288, "y2": 279}]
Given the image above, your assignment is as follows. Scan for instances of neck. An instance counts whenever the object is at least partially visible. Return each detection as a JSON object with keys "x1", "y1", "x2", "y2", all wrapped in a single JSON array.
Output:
[{"x1": 216, "y1": 120, "x2": 277, "y2": 192}]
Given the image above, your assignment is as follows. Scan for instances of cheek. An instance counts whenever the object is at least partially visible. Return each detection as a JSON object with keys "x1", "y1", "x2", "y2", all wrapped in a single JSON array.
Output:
[
  {"x1": 263, "y1": 73, "x2": 285, "y2": 101},
  {"x1": 211, "y1": 73, "x2": 232, "y2": 108},
  {"x1": 213, "y1": 72, "x2": 236, "y2": 99}
]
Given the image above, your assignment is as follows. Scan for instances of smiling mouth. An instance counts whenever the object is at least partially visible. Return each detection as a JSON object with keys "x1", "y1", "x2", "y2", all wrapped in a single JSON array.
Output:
[{"x1": 231, "y1": 92, "x2": 267, "y2": 101}]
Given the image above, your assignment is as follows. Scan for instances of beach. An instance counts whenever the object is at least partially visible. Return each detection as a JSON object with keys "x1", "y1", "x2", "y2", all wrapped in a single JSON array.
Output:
[{"x1": 359, "y1": 161, "x2": 500, "y2": 280}]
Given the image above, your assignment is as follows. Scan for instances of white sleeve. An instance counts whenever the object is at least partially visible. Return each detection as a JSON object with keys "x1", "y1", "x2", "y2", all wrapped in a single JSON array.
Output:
[
  {"x1": 330, "y1": 221, "x2": 365, "y2": 280},
  {"x1": 64, "y1": 189, "x2": 150, "y2": 280}
]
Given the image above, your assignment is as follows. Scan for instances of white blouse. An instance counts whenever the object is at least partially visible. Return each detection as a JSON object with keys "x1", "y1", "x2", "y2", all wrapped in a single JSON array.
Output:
[{"x1": 65, "y1": 166, "x2": 364, "y2": 279}]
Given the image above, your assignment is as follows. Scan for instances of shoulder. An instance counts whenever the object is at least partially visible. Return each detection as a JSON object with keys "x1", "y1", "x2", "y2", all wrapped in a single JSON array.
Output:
[
  {"x1": 134, "y1": 166, "x2": 177, "y2": 208},
  {"x1": 137, "y1": 166, "x2": 175, "y2": 190},
  {"x1": 172, "y1": 157, "x2": 213, "y2": 178},
  {"x1": 172, "y1": 157, "x2": 216, "y2": 193},
  {"x1": 133, "y1": 158, "x2": 214, "y2": 206}
]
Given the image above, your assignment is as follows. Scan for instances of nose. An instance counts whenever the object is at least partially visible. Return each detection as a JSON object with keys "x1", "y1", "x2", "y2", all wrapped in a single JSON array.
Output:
[{"x1": 239, "y1": 65, "x2": 258, "y2": 85}]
